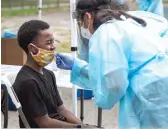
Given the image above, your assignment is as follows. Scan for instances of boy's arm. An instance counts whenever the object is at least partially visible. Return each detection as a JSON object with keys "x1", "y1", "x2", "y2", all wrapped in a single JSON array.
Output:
[
  {"x1": 33, "y1": 114, "x2": 77, "y2": 128},
  {"x1": 57, "y1": 104, "x2": 83, "y2": 124}
]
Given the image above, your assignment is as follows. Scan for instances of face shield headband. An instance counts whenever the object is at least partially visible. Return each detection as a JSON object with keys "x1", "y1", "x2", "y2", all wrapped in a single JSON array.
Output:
[{"x1": 72, "y1": 4, "x2": 112, "y2": 23}]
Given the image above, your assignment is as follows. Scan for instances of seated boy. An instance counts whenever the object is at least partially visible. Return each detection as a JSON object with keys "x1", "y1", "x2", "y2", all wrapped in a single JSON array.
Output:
[{"x1": 13, "y1": 20, "x2": 93, "y2": 128}]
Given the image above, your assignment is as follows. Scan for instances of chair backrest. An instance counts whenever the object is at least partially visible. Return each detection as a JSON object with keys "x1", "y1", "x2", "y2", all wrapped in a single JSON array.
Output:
[
  {"x1": 3, "y1": 72, "x2": 30, "y2": 128},
  {"x1": 6, "y1": 72, "x2": 18, "y2": 85},
  {"x1": 2, "y1": 72, "x2": 21, "y2": 109}
]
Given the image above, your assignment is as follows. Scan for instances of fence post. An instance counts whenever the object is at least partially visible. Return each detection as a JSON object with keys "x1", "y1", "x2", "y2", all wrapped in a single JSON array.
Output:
[
  {"x1": 57, "y1": 0, "x2": 60, "y2": 7},
  {"x1": 8, "y1": 0, "x2": 11, "y2": 9},
  {"x1": 30, "y1": 0, "x2": 34, "y2": 9},
  {"x1": 21, "y1": 0, "x2": 24, "y2": 9}
]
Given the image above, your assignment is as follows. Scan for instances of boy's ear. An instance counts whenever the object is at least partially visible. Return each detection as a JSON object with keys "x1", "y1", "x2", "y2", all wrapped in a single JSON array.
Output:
[{"x1": 27, "y1": 44, "x2": 38, "y2": 55}]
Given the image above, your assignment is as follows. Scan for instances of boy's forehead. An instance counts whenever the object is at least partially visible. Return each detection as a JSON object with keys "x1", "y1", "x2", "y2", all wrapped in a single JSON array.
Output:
[{"x1": 38, "y1": 29, "x2": 53, "y2": 38}]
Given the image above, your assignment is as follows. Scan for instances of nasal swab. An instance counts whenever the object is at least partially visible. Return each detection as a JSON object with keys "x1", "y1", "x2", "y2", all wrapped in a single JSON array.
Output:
[{"x1": 56, "y1": 55, "x2": 67, "y2": 67}]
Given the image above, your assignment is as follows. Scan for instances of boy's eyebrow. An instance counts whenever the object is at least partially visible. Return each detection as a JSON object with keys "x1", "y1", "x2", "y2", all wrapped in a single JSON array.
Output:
[
  {"x1": 45, "y1": 38, "x2": 60, "y2": 43},
  {"x1": 55, "y1": 39, "x2": 60, "y2": 43}
]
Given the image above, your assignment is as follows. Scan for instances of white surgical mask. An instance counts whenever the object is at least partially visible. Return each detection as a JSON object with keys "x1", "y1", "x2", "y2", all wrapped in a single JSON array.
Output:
[{"x1": 80, "y1": 23, "x2": 92, "y2": 39}]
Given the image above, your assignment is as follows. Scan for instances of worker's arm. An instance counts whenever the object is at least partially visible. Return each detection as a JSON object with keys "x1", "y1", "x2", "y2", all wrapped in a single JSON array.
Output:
[
  {"x1": 56, "y1": 22, "x2": 129, "y2": 109},
  {"x1": 70, "y1": 22, "x2": 129, "y2": 109}
]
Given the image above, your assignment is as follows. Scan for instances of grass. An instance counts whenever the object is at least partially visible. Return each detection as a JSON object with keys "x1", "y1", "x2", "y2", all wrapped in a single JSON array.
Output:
[
  {"x1": 2, "y1": 0, "x2": 69, "y2": 8},
  {"x1": 56, "y1": 42, "x2": 71, "y2": 53},
  {"x1": 54, "y1": 29, "x2": 71, "y2": 53},
  {"x1": 164, "y1": 1, "x2": 168, "y2": 6},
  {"x1": 2, "y1": 8, "x2": 38, "y2": 17},
  {"x1": 1, "y1": 6, "x2": 69, "y2": 17},
  {"x1": 164, "y1": 0, "x2": 168, "y2": 3},
  {"x1": 1, "y1": 6, "x2": 71, "y2": 53}
]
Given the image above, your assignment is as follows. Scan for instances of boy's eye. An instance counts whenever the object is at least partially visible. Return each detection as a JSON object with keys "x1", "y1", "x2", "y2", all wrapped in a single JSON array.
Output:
[
  {"x1": 46, "y1": 39, "x2": 54, "y2": 44},
  {"x1": 46, "y1": 38, "x2": 60, "y2": 44},
  {"x1": 48, "y1": 40, "x2": 53, "y2": 44}
]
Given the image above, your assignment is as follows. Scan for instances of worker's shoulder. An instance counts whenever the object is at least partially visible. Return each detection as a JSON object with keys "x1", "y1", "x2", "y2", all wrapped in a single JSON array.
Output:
[
  {"x1": 91, "y1": 19, "x2": 127, "y2": 42},
  {"x1": 96, "y1": 19, "x2": 127, "y2": 35}
]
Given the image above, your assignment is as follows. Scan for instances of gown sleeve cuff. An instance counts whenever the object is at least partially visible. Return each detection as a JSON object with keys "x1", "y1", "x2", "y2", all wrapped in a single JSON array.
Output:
[{"x1": 70, "y1": 58, "x2": 88, "y2": 84}]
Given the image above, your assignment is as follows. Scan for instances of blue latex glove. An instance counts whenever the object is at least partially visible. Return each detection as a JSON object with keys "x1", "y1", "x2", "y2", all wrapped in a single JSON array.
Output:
[{"x1": 56, "y1": 53, "x2": 74, "y2": 70}]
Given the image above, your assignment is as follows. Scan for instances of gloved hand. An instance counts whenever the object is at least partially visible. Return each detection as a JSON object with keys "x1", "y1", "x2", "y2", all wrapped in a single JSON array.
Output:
[{"x1": 56, "y1": 53, "x2": 74, "y2": 70}]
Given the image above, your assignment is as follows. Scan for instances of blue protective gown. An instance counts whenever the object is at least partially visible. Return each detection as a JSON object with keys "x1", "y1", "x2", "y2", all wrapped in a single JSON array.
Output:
[
  {"x1": 136, "y1": 0, "x2": 164, "y2": 16},
  {"x1": 116, "y1": 0, "x2": 164, "y2": 16},
  {"x1": 71, "y1": 11, "x2": 168, "y2": 129},
  {"x1": 78, "y1": 0, "x2": 164, "y2": 62}
]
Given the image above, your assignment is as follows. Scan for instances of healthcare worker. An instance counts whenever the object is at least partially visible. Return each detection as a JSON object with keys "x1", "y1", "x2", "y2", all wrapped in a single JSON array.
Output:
[
  {"x1": 78, "y1": 0, "x2": 164, "y2": 65},
  {"x1": 57, "y1": 0, "x2": 168, "y2": 128}
]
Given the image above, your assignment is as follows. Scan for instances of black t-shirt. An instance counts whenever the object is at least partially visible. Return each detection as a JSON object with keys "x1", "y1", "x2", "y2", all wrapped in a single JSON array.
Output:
[{"x1": 13, "y1": 65, "x2": 66, "y2": 128}]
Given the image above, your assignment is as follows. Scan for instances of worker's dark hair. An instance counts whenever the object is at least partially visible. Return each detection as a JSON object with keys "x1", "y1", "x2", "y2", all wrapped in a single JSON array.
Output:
[
  {"x1": 17, "y1": 20, "x2": 50, "y2": 54},
  {"x1": 76, "y1": 0, "x2": 146, "y2": 30}
]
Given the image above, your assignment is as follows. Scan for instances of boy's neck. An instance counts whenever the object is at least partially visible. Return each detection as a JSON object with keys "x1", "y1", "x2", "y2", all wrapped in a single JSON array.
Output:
[{"x1": 25, "y1": 56, "x2": 43, "y2": 74}]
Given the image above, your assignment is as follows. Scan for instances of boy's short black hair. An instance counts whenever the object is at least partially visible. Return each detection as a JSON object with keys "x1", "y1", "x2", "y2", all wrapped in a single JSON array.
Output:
[{"x1": 17, "y1": 20, "x2": 50, "y2": 53}]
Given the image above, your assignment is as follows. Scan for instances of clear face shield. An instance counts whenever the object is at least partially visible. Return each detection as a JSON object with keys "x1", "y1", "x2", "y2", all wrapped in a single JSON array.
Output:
[
  {"x1": 72, "y1": 5, "x2": 113, "y2": 62},
  {"x1": 72, "y1": 10, "x2": 90, "y2": 62}
]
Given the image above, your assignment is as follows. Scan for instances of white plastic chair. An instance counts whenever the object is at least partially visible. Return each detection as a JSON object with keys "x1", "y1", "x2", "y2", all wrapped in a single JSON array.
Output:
[{"x1": 2, "y1": 72, "x2": 30, "y2": 128}]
